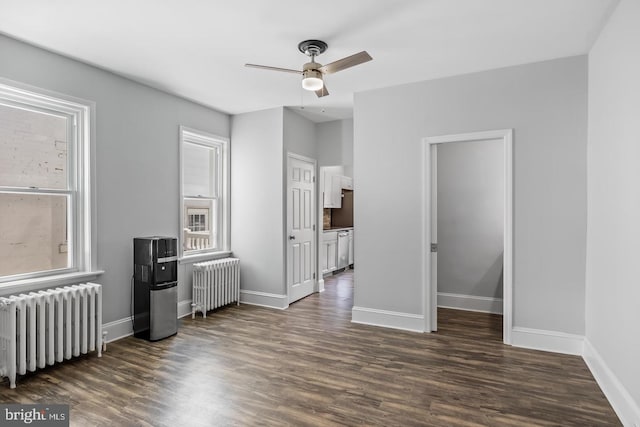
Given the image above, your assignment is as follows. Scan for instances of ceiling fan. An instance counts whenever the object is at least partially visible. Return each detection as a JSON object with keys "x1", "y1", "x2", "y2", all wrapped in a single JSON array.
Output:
[{"x1": 245, "y1": 40, "x2": 372, "y2": 98}]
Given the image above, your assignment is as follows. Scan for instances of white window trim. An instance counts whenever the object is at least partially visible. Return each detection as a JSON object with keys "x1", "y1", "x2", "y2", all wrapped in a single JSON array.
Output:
[
  {"x1": 0, "y1": 78, "x2": 102, "y2": 295},
  {"x1": 179, "y1": 126, "x2": 230, "y2": 260}
]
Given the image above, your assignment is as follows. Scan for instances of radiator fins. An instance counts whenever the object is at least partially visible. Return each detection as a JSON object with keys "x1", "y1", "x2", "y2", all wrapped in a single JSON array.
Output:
[
  {"x1": 192, "y1": 258, "x2": 240, "y2": 318},
  {"x1": 0, "y1": 283, "x2": 102, "y2": 389}
]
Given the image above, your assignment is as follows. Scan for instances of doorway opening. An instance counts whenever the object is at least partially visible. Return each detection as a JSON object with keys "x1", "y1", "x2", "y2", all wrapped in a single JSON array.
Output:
[{"x1": 423, "y1": 130, "x2": 513, "y2": 344}]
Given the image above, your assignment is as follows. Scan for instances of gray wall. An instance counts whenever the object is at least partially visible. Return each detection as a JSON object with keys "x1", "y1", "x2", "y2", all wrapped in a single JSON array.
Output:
[
  {"x1": 0, "y1": 35, "x2": 231, "y2": 323},
  {"x1": 586, "y1": 0, "x2": 640, "y2": 414},
  {"x1": 230, "y1": 108, "x2": 285, "y2": 296},
  {"x1": 316, "y1": 118, "x2": 354, "y2": 177},
  {"x1": 437, "y1": 140, "x2": 504, "y2": 299},
  {"x1": 341, "y1": 119, "x2": 354, "y2": 178},
  {"x1": 284, "y1": 107, "x2": 317, "y2": 160},
  {"x1": 283, "y1": 107, "x2": 320, "y2": 295},
  {"x1": 231, "y1": 106, "x2": 319, "y2": 299},
  {"x1": 354, "y1": 55, "x2": 587, "y2": 334},
  {"x1": 316, "y1": 120, "x2": 342, "y2": 166}
]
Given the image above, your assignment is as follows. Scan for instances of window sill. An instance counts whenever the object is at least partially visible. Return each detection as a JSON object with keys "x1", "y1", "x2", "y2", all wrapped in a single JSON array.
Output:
[
  {"x1": 179, "y1": 251, "x2": 232, "y2": 265},
  {"x1": 0, "y1": 270, "x2": 105, "y2": 297}
]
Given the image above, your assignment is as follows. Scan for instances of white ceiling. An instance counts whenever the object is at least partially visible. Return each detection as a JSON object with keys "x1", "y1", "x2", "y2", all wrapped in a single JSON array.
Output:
[{"x1": 0, "y1": 0, "x2": 618, "y2": 122}]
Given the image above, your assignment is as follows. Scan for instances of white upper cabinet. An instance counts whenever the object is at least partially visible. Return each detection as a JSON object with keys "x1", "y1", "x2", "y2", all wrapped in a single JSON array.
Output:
[
  {"x1": 324, "y1": 174, "x2": 343, "y2": 208},
  {"x1": 321, "y1": 166, "x2": 352, "y2": 208},
  {"x1": 341, "y1": 176, "x2": 353, "y2": 190},
  {"x1": 322, "y1": 166, "x2": 342, "y2": 208}
]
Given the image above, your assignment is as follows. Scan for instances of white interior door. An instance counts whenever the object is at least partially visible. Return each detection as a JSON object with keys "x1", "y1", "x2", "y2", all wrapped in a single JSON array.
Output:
[{"x1": 287, "y1": 154, "x2": 316, "y2": 304}]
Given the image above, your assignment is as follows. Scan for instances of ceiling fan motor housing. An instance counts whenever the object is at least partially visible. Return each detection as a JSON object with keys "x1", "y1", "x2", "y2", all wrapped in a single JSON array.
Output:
[
  {"x1": 302, "y1": 61, "x2": 323, "y2": 90},
  {"x1": 303, "y1": 61, "x2": 321, "y2": 72}
]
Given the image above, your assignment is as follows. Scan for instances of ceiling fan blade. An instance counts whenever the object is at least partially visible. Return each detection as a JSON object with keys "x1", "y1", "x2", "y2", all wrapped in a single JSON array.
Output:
[
  {"x1": 245, "y1": 64, "x2": 302, "y2": 74},
  {"x1": 315, "y1": 84, "x2": 329, "y2": 98},
  {"x1": 318, "y1": 51, "x2": 372, "y2": 74}
]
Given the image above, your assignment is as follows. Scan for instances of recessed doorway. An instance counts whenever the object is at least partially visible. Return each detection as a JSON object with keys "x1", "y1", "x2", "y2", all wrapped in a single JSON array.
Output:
[{"x1": 423, "y1": 129, "x2": 513, "y2": 344}]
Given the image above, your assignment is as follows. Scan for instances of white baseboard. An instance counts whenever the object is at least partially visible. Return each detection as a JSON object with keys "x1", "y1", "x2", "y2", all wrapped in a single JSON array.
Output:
[
  {"x1": 583, "y1": 339, "x2": 640, "y2": 427},
  {"x1": 103, "y1": 299, "x2": 194, "y2": 343},
  {"x1": 351, "y1": 306, "x2": 424, "y2": 333},
  {"x1": 437, "y1": 292, "x2": 503, "y2": 314},
  {"x1": 317, "y1": 279, "x2": 325, "y2": 293},
  {"x1": 102, "y1": 316, "x2": 133, "y2": 343},
  {"x1": 178, "y1": 299, "x2": 193, "y2": 318},
  {"x1": 240, "y1": 290, "x2": 288, "y2": 310},
  {"x1": 511, "y1": 326, "x2": 584, "y2": 355}
]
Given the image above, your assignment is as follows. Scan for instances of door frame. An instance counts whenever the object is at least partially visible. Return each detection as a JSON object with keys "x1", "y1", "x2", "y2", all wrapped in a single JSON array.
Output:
[
  {"x1": 286, "y1": 152, "x2": 317, "y2": 303},
  {"x1": 422, "y1": 129, "x2": 513, "y2": 344}
]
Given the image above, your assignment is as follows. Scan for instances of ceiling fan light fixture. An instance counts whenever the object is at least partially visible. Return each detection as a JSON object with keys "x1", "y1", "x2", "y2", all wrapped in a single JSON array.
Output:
[
  {"x1": 246, "y1": 39, "x2": 371, "y2": 98},
  {"x1": 302, "y1": 69, "x2": 323, "y2": 91}
]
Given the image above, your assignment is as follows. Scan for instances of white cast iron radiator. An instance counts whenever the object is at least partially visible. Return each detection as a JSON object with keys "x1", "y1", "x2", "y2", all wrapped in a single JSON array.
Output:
[
  {"x1": 192, "y1": 258, "x2": 240, "y2": 318},
  {"x1": 0, "y1": 283, "x2": 103, "y2": 389}
]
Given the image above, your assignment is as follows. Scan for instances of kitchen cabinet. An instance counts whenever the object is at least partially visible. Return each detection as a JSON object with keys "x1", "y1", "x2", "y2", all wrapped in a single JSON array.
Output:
[
  {"x1": 321, "y1": 228, "x2": 353, "y2": 275},
  {"x1": 321, "y1": 166, "x2": 343, "y2": 209},
  {"x1": 323, "y1": 174, "x2": 343, "y2": 208},
  {"x1": 321, "y1": 165, "x2": 353, "y2": 209},
  {"x1": 323, "y1": 175, "x2": 354, "y2": 208},
  {"x1": 341, "y1": 176, "x2": 353, "y2": 190},
  {"x1": 321, "y1": 231, "x2": 338, "y2": 274}
]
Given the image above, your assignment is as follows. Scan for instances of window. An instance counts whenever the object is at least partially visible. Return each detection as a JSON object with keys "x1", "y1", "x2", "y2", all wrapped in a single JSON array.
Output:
[
  {"x1": 187, "y1": 209, "x2": 208, "y2": 232},
  {"x1": 180, "y1": 127, "x2": 229, "y2": 256},
  {"x1": 0, "y1": 80, "x2": 94, "y2": 285}
]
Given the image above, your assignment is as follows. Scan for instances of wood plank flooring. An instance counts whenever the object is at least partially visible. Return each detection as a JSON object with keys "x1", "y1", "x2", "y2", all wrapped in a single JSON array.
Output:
[
  {"x1": 436, "y1": 306, "x2": 503, "y2": 342},
  {"x1": 0, "y1": 269, "x2": 620, "y2": 426}
]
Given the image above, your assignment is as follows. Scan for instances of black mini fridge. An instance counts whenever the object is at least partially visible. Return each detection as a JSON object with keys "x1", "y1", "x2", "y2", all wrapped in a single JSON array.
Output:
[{"x1": 133, "y1": 236, "x2": 178, "y2": 341}]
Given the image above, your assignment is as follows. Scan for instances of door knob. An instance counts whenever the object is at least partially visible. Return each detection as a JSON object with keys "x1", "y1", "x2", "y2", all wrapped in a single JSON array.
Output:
[{"x1": 289, "y1": 235, "x2": 295, "y2": 240}]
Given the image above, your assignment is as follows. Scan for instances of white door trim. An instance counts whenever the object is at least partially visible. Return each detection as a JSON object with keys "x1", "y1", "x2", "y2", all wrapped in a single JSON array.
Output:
[
  {"x1": 286, "y1": 152, "x2": 317, "y2": 303},
  {"x1": 422, "y1": 129, "x2": 513, "y2": 344}
]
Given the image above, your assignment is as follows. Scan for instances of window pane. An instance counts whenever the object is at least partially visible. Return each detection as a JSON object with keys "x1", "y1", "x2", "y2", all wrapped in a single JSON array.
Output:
[
  {"x1": 0, "y1": 104, "x2": 69, "y2": 189},
  {"x1": 0, "y1": 192, "x2": 70, "y2": 277},
  {"x1": 183, "y1": 198, "x2": 216, "y2": 252},
  {"x1": 183, "y1": 142, "x2": 217, "y2": 198}
]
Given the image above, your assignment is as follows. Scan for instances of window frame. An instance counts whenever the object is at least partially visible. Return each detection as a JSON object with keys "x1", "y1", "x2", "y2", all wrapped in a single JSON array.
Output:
[
  {"x1": 0, "y1": 78, "x2": 99, "y2": 293},
  {"x1": 179, "y1": 126, "x2": 229, "y2": 260}
]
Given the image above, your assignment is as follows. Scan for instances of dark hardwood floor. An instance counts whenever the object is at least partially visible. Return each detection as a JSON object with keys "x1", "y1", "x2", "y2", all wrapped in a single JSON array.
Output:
[
  {"x1": 0, "y1": 269, "x2": 620, "y2": 426},
  {"x1": 436, "y1": 306, "x2": 503, "y2": 342}
]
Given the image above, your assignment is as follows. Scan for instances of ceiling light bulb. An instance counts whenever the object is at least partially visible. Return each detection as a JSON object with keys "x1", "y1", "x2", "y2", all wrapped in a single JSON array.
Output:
[
  {"x1": 302, "y1": 77, "x2": 323, "y2": 91},
  {"x1": 302, "y1": 70, "x2": 323, "y2": 91}
]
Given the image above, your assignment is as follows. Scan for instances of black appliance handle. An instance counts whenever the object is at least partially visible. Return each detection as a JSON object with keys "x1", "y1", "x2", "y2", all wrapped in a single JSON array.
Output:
[{"x1": 150, "y1": 281, "x2": 178, "y2": 290}]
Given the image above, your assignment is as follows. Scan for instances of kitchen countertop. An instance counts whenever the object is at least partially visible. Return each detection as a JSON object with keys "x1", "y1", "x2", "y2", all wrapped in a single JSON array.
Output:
[{"x1": 323, "y1": 226, "x2": 353, "y2": 232}]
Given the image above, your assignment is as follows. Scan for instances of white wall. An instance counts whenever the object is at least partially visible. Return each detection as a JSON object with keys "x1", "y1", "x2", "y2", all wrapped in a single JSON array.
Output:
[
  {"x1": 0, "y1": 35, "x2": 230, "y2": 326},
  {"x1": 231, "y1": 107, "x2": 320, "y2": 307},
  {"x1": 283, "y1": 107, "x2": 317, "y2": 160},
  {"x1": 586, "y1": 0, "x2": 640, "y2": 423},
  {"x1": 316, "y1": 118, "x2": 354, "y2": 176},
  {"x1": 231, "y1": 108, "x2": 285, "y2": 297},
  {"x1": 283, "y1": 107, "x2": 321, "y2": 295},
  {"x1": 341, "y1": 119, "x2": 354, "y2": 178},
  {"x1": 437, "y1": 140, "x2": 504, "y2": 300},
  {"x1": 354, "y1": 56, "x2": 587, "y2": 334},
  {"x1": 316, "y1": 120, "x2": 342, "y2": 167}
]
